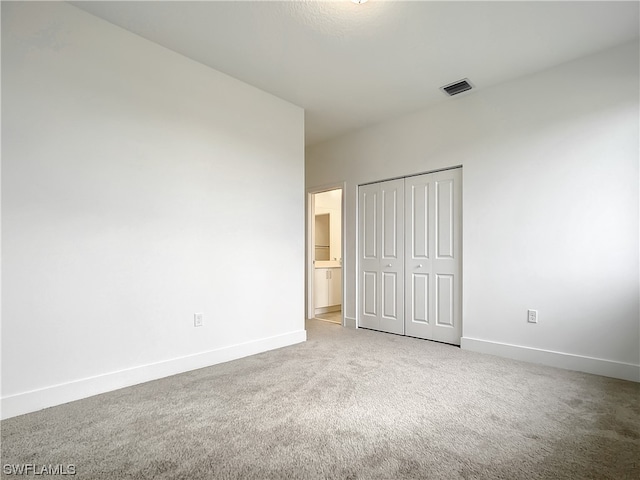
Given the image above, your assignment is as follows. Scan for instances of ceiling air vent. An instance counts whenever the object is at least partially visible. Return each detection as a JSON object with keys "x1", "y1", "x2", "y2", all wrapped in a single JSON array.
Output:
[{"x1": 441, "y1": 79, "x2": 473, "y2": 96}]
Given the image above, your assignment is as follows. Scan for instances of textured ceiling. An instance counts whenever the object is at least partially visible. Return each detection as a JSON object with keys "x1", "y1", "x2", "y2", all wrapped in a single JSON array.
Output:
[{"x1": 71, "y1": 1, "x2": 640, "y2": 146}]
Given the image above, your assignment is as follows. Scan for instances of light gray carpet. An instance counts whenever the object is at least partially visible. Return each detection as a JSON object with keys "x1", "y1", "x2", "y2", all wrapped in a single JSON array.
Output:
[{"x1": 2, "y1": 319, "x2": 639, "y2": 479}]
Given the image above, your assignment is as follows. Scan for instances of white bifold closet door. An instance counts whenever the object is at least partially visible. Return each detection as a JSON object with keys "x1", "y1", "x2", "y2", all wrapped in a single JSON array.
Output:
[
  {"x1": 358, "y1": 179, "x2": 404, "y2": 335},
  {"x1": 358, "y1": 168, "x2": 462, "y2": 345},
  {"x1": 405, "y1": 168, "x2": 462, "y2": 345}
]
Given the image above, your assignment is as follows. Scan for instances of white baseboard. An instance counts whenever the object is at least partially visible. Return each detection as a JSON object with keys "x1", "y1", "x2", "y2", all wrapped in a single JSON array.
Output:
[
  {"x1": 1, "y1": 329, "x2": 307, "y2": 420},
  {"x1": 344, "y1": 316, "x2": 357, "y2": 328},
  {"x1": 461, "y1": 337, "x2": 639, "y2": 383},
  {"x1": 314, "y1": 305, "x2": 341, "y2": 315}
]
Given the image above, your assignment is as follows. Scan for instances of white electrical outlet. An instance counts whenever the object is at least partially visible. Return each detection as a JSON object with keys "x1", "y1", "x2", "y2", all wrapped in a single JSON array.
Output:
[
  {"x1": 527, "y1": 309, "x2": 538, "y2": 323},
  {"x1": 194, "y1": 313, "x2": 204, "y2": 327}
]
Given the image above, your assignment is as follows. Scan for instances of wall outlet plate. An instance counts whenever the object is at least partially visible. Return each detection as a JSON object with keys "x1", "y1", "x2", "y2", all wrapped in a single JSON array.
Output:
[
  {"x1": 527, "y1": 309, "x2": 538, "y2": 323},
  {"x1": 194, "y1": 313, "x2": 204, "y2": 327}
]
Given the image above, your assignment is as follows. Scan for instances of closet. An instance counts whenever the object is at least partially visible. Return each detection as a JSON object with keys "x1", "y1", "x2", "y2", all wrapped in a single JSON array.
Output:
[{"x1": 358, "y1": 168, "x2": 462, "y2": 345}]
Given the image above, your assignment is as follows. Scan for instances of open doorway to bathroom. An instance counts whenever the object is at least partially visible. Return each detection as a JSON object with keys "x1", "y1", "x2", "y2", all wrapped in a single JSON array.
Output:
[{"x1": 308, "y1": 187, "x2": 343, "y2": 325}]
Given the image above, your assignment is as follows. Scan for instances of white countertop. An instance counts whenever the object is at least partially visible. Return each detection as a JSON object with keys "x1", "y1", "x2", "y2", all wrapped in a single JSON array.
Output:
[{"x1": 315, "y1": 261, "x2": 342, "y2": 269}]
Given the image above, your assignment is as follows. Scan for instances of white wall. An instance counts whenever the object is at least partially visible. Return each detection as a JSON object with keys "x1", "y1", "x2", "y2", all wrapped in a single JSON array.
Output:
[
  {"x1": 1, "y1": 2, "x2": 305, "y2": 418},
  {"x1": 306, "y1": 41, "x2": 640, "y2": 381}
]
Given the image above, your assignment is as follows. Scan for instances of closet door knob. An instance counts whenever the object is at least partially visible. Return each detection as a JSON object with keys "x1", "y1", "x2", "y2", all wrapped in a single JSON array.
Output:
[
  {"x1": 418, "y1": 264, "x2": 423, "y2": 268},
  {"x1": 386, "y1": 264, "x2": 392, "y2": 267}
]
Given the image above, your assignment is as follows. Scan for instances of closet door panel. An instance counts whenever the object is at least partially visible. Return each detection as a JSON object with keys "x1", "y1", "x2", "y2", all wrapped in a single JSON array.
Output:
[
  {"x1": 406, "y1": 169, "x2": 462, "y2": 344},
  {"x1": 436, "y1": 179, "x2": 455, "y2": 259},
  {"x1": 379, "y1": 179, "x2": 404, "y2": 334},
  {"x1": 436, "y1": 274, "x2": 454, "y2": 326},
  {"x1": 405, "y1": 176, "x2": 433, "y2": 338},
  {"x1": 430, "y1": 169, "x2": 462, "y2": 344},
  {"x1": 359, "y1": 184, "x2": 380, "y2": 330},
  {"x1": 358, "y1": 179, "x2": 404, "y2": 334},
  {"x1": 411, "y1": 273, "x2": 429, "y2": 324},
  {"x1": 409, "y1": 181, "x2": 430, "y2": 260}
]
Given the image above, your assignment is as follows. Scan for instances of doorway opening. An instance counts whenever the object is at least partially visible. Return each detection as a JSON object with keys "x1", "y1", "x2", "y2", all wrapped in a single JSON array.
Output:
[{"x1": 308, "y1": 186, "x2": 343, "y2": 325}]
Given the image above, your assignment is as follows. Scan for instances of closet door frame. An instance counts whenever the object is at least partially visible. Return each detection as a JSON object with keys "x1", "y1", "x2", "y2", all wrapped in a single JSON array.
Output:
[{"x1": 356, "y1": 166, "x2": 462, "y2": 345}]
